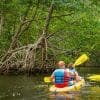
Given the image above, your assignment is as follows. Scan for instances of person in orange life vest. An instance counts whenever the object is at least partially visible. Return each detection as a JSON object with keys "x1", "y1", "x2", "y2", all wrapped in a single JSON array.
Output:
[
  {"x1": 50, "y1": 61, "x2": 70, "y2": 88},
  {"x1": 68, "y1": 63, "x2": 81, "y2": 85}
]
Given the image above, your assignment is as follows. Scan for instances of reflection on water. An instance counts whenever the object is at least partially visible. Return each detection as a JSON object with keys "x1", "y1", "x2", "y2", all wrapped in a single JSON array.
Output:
[
  {"x1": 49, "y1": 91, "x2": 81, "y2": 100},
  {"x1": 49, "y1": 85, "x2": 100, "y2": 100},
  {"x1": 0, "y1": 67, "x2": 100, "y2": 100}
]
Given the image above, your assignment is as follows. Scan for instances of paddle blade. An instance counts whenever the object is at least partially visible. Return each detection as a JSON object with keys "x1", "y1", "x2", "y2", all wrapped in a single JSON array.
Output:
[
  {"x1": 44, "y1": 77, "x2": 51, "y2": 83},
  {"x1": 88, "y1": 75, "x2": 100, "y2": 81},
  {"x1": 73, "y1": 54, "x2": 89, "y2": 66}
]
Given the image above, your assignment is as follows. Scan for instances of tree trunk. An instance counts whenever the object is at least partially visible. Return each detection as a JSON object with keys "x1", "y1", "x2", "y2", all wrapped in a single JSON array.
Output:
[{"x1": 0, "y1": 14, "x2": 4, "y2": 35}]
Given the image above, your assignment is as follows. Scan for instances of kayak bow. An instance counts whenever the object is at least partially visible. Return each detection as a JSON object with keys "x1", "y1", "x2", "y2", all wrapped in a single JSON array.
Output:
[{"x1": 49, "y1": 78, "x2": 85, "y2": 92}]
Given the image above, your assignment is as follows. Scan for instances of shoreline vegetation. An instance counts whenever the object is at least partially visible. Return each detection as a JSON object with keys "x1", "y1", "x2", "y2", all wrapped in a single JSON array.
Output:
[{"x1": 0, "y1": 0, "x2": 99, "y2": 75}]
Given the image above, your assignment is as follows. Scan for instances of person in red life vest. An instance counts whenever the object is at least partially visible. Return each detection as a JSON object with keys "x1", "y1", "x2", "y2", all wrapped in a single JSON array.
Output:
[{"x1": 50, "y1": 61, "x2": 70, "y2": 88}]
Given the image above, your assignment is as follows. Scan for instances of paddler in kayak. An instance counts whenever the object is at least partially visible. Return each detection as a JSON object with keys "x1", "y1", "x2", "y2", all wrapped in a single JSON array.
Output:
[
  {"x1": 50, "y1": 61, "x2": 70, "y2": 88},
  {"x1": 68, "y1": 63, "x2": 81, "y2": 86}
]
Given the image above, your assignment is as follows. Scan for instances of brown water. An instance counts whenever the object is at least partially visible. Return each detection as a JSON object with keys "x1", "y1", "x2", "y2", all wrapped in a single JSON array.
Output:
[{"x1": 0, "y1": 67, "x2": 100, "y2": 100}]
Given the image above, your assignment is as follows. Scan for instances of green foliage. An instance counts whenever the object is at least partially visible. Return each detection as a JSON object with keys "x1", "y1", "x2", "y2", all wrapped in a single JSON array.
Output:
[{"x1": 0, "y1": 0, "x2": 99, "y2": 66}]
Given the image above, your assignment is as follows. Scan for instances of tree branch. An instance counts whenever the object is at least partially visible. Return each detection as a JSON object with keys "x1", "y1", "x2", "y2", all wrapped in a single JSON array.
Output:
[{"x1": 43, "y1": 1, "x2": 54, "y2": 35}]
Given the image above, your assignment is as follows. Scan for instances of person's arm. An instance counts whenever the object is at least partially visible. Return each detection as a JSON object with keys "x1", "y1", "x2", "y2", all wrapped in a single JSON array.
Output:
[
  {"x1": 75, "y1": 71, "x2": 79, "y2": 76},
  {"x1": 65, "y1": 68, "x2": 70, "y2": 77},
  {"x1": 74, "y1": 70, "x2": 81, "y2": 81}
]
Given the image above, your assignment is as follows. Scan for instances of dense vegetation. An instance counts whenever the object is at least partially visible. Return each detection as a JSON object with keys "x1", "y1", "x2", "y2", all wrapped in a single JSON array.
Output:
[{"x1": 0, "y1": 0, "x2": 99, "y2": 74}]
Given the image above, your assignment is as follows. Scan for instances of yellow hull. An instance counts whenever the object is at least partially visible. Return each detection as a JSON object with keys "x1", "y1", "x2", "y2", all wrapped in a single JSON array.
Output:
[{"x1": 49, "y1": 79, "x2": 85, "y2": 92}]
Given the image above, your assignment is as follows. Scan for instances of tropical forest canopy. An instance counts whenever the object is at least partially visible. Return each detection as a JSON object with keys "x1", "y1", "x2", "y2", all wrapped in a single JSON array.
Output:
[{"x1": 0, "y1": 0, "x2": 100, "y2": 73}]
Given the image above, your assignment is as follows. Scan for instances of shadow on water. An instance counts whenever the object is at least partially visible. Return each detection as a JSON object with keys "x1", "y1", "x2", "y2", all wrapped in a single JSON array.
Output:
[{"x1": 0, "y1": 67, "x2": 100, "y2": 100}]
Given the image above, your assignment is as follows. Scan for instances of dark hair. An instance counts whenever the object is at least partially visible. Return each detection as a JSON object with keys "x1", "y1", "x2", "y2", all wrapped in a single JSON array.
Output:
[{"x1": 68, "y1": 63, "x2": 73, "y2": 67}]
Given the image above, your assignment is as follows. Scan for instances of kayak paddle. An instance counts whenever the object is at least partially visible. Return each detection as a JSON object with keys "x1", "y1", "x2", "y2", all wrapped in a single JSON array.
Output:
[
  {"x1": 44, "y1": 54, "x2": 89, "y2": 83},
  {"x1": 73, "y1": 54, "x2": 89, "y2": 67},
  {"x1": 87, "y1": 75, "x2": 100, "y2": 81},
  {"x1": 44, "y1": 77, "x2": 51, "y2": 83}
]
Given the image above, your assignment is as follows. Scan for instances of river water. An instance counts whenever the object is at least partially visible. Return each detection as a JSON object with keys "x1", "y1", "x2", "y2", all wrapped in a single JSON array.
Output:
[{"x1": 0, "y1": 67, "x2": 100, "y2": 100}]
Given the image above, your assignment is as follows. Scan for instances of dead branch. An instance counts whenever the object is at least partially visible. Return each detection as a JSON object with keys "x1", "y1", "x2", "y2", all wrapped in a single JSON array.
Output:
[
  {"x1": 1, "y1": 5, "x2": 38, "y2": 62},
  {"x1": 43, "y1": 1, "x2": 54, "y2": 35},
  {"x1": 40, "y1": 1, "x2": 54, "y2": 68},
  {"x1": 0, "y1": 1, "x2": 55, "y2": 73}
]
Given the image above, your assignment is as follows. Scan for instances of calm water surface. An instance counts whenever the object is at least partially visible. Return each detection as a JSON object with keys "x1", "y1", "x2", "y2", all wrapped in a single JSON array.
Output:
[{"x1": 0, "y1": 67, "x2": 100, "y2": 100}]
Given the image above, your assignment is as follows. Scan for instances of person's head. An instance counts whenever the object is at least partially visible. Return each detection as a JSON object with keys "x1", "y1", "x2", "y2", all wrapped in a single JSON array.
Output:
[
  {"x1": 67, "y1": 63, "x2": 74, "y2": 69},
  {"x1": 57, "y1": 61, "x2": 65, "y2": 68}
]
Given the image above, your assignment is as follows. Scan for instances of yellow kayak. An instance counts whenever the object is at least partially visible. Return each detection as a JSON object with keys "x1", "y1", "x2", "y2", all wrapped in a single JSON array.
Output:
[{"x1": 49, "y1": 79, "x2": 85, "y2": 92}]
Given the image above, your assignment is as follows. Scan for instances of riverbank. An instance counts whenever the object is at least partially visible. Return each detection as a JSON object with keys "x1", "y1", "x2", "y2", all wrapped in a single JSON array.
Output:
[{"x1": 0, "y1": 65, "x2": 99, "y2": 75}]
